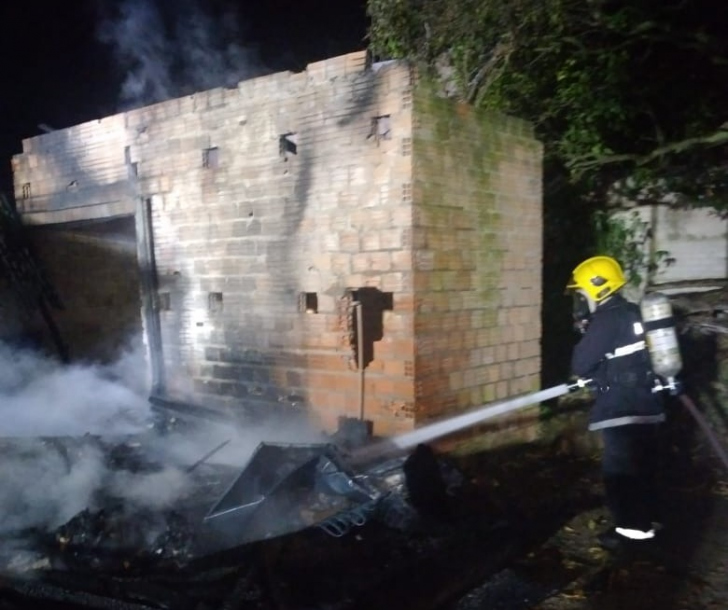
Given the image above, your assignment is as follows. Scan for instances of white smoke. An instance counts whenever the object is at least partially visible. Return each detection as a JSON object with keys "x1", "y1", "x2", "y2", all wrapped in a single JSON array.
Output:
[
  {"x1": 0, "y1": 441, "x2": 107, "y2": 534},
  {"x1": 109, "y1": 467, "x2": 190, "y2": 510},
  {"x1": 0, "y1": 338, "x2": 327, "y2": 538},
  {"x1": 0, "y1": 339, "x2": 151, "y2": 438},
  {"x1": 96, "y1": 0, "x2": 267, "y2": 109},
  {"x1": 152, "y1": 416, "x2": 327, "y2": 469},
  {"x1": 0, "y1": 337, "x2": 151, "y2": 534}
]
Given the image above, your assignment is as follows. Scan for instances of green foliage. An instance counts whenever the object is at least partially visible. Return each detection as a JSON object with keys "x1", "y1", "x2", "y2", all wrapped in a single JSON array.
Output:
[
  {"x1": 366, "y1": 0, "x2": 728, "y2": 211},
  {"x1": 592, "y1": 209, "x2": 672, "y2": 287}
]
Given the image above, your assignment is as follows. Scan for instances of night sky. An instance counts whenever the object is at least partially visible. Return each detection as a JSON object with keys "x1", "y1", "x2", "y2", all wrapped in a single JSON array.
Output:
[{"x1": 0, "y1": 0, "x2": 368, "y2": 195}]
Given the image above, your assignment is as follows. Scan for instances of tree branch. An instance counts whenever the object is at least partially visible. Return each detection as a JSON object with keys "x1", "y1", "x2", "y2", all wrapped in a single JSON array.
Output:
[
  {"x1": 569, "y1": 124, "x2": 728, "y2": 173},
  {"x1": 465, "y1": 37, "x2": 514, "y2": 104}
]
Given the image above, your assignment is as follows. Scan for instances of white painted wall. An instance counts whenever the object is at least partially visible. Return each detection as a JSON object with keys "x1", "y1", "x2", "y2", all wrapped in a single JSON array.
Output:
[{"x1": 615, "y1": 205, "x2": 727, "y2": 285}]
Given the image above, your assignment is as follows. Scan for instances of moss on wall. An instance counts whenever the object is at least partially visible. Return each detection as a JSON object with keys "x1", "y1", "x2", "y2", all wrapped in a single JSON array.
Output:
[
  {"x1": 412, "y1": 81, "x2": 507, "y2": 305},
  {"x1": 410, "y1": 76, "x2": 543, "y2": 425}
]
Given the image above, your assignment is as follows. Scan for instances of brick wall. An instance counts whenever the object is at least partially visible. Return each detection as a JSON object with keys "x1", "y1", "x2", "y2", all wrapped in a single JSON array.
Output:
[
  {"x1": 411, "y1": 85, "x2": 543, "y2": 425},
  {"x1": 11, "y1": 51, "x2": 544, "y2": 439},
  {"x1": 131, "y1": 54, "x2": 417, "y2": 433}
]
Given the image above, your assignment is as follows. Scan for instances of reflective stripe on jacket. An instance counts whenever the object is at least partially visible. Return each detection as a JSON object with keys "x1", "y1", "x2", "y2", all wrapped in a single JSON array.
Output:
[{"x1": 571, "y1": 293, "x2": 665, "y2": 431}]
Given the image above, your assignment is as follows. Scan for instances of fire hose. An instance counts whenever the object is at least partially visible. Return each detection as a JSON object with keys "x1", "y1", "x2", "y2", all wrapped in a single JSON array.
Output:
[
  {"x1": 641, "y1": 292, "x2": 728, "y2": 474},
  {"x1": 350, "y1": 380, "x2": 584, "y2": 464},
  {"x1": 678, "y1": 393, "x2": 728, "y2": 473},
  {"x1": 353, "y1": 292, "x2": 728, "y2": 474},
  {"x1": 351, "y1": 377, "x2": 728, "y2": 476}
]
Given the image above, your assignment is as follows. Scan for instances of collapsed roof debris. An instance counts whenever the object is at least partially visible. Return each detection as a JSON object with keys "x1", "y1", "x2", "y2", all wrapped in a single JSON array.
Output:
[
  {"x1": 41, "y1": 440, "x2": 418, "y2": 570},
  {"x1": 0, "y1": 412, "x2": 470, "y2": 609},
  {"x1": 202, "y1": 442, "x2": 384, "y2": 549}
]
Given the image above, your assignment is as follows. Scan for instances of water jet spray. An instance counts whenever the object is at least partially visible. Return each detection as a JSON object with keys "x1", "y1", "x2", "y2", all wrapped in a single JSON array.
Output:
[
  {"x1": 350, "y1": 380, "x2": 587, "y2": 465},
  {"x1": 352, "y1": 293, "x2": 728, "y2": 473}
]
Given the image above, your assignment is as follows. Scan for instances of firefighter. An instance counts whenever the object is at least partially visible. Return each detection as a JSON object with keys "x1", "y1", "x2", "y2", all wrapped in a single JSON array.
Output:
[{"x1": 566, "y1": 255, "x2": 665, "y2": 550}]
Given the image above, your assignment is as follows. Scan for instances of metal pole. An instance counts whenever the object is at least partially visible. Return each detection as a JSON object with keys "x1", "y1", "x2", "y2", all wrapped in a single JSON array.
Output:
[
  {"x1": 355, "y1": 301, "x2": 365, "y2": 421},
  {"x1": 134, "y1": 196, "x2": 165, "y2": 395}
]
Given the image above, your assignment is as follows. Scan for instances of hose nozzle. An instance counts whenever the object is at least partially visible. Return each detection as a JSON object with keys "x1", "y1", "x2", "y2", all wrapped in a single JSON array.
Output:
[{"x1": 568, "y1": 378, "x2": 593, "y2": 392}]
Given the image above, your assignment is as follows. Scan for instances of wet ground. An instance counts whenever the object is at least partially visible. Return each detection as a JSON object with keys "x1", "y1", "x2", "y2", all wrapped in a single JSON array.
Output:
[
  {"x1": 449, "y1": 410, "x2": 728, "y2": 610},
  {"x1": 0, "y1": 393, "x2": 726, "y2": 610}
]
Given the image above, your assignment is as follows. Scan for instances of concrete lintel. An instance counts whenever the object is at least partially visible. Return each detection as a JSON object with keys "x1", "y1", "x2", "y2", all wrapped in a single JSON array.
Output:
[{"x1": 19, "y1": 199, "x2": 136, "y2": 226}]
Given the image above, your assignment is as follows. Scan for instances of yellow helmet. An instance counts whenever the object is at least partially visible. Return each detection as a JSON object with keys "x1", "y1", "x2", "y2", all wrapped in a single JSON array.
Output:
[{"x1": 566, "y1": 255, "x2": 626, "y2": 302}]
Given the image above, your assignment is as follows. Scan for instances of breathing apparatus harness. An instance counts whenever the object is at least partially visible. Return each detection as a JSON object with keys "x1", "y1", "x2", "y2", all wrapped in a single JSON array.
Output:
[{"x1": 572, "y1": 291, "x2": 682, "y2": 396}]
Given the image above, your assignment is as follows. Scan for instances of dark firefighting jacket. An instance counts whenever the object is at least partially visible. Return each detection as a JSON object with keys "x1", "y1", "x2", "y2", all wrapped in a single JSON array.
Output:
[{"x1": 571, "y1": 293, "x2": 665, "y2": 431}]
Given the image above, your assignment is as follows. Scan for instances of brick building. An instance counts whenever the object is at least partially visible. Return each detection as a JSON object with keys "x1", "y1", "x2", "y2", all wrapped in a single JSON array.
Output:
[{"x1": 11, "y1": 51, "x2": 543, "y2": 437}]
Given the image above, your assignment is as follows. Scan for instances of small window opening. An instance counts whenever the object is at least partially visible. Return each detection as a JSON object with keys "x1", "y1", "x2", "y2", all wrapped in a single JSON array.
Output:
[
  {"x1": 279, "y1": 133, "x2": 298, "y2": 159},
  {"x1": 279, "y1": 133, "x2": 298, "y2": 158},
  {"x1": 299, "y1": 292, "x2": 318, "y2": 314},
  {"x1": 208, "y1": 292, "x2": 224, "y2": 313},
  {"x1": 369, "y1": 115, "x2": 392, "y2": 142},
  {"x1": 21, "y1": 183, "x2": 31, "y2": 200},
  {"x1": 203, "y1": 146, "x2": 220, "y2": 169}
]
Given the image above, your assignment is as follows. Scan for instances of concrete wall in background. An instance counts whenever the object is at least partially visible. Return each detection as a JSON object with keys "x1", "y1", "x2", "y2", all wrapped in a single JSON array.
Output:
[
  {"x1": 611, "y1": 205, "x2": 727, "y2": 295},
  {"x1": 12, "y1": 51, "x2": 544, "y2": 438},
  {"x1": 639, "y1": 205, "x2": 726, "y2": 284}
]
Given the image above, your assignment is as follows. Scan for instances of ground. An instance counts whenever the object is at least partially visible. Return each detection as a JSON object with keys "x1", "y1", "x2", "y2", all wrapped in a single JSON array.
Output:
[
  {"x1": 449, "y1": 415, "x2": 728, "y2": 610},
  {"x1": 1, "y1": 408, "x2": 727, "y2": 610}
]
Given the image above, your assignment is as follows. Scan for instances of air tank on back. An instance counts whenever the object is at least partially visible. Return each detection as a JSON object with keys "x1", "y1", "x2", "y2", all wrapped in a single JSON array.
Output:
[{"x1": 640, "y1": 291, "x2": 682, "y2": 391}]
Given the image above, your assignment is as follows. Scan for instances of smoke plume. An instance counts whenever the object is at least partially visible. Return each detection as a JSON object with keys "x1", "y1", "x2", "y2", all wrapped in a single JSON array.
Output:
[
  {"x1": 0, "y1": 338, "x2": 326, "y2": 539},
  {"x1": 0, "y1": 339, "x2": 151, "y2": 438},
  {"x1": 96, "y1": 0, "x2": 268, "y2": 109},
  {"x1": 0, "y1": 338, "x2": 151, "y2": 534}
]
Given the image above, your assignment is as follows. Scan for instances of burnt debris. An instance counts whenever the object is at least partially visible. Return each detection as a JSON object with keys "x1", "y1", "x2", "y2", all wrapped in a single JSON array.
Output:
[{"x1": 0, "y1": 419, "x2": 474, "y2": 610}]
